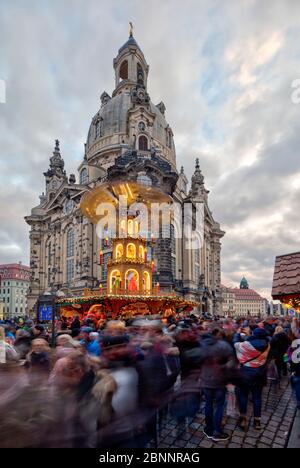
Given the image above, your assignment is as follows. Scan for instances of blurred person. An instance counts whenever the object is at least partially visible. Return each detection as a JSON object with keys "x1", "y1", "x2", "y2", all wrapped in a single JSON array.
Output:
[
  {"x1": 60, "y1": 316, "x2": 68, "y2": 331},
  {"x1": 0, "y1": 326, "x2": 19, "y2": 365},
  {"x1": 49, "y1": 349, "x2": 117, "y2": 447},
  {"x1": 86, "y1": 332, "x2": 101, "y2": 357},
  {"x1": 71, "y1": 315, "x2": 81, "y2": 331},
  {"x1": 270, "y1": 326, "x2": 290, "y2": 380},
  {"x1": 30, "y1": 324, "x2": 49, "y2": 342},
  {"x1": 79, "y1": 326, "x2": 93, "y2": 349},
  {"x1": 104, "y1": 320, "x2": 127, "y2": 337},
  {"x1": 99, "y1": 335, "x2": 139, "y2": 448},
  {"x1": 234, "y1": 328, "x2": 270, "y2": 431},
  {"x1": 14, "y1": 329, "x2": 31, "y2": 360},
  {"x1": 171, "y1": 324, "x2": 201, "y2": 437},
  {"x1": 187, "y1": 328, "x2": 236, "y2": 442},
  {"x1": 136, "y1": 333, "x2": 180, "y2": 446},
  {"x1": 291, "y1": 317, "x2": 300, "y2": 339},
  {"x1": 25, "y1": 338, "x2": 51, "y2": 385},
  {"x1": 4, "y1": 325, "x2": 16, "y2": 345},
  {"x1": 55, "y1": 333, "x2": 82, "y2": 359}
]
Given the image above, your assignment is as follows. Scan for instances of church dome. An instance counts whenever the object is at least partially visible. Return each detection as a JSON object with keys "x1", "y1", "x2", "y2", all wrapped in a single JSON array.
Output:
[
  {"x1": 85, "y1": 33, "x2": 176, "y2": 168},
  {"x1": 86, "y1": 95, "x2": 171, "y2": 150}
]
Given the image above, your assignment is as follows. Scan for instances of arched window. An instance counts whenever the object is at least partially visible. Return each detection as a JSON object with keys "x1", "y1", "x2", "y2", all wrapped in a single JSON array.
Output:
[
  {"x1": 66, "y1": 228, "x2": 75, "y2": 283},
  {"x1": 166, "y1": 129, "x2": 172, "y2": 149},
  {"x1": 139, "y1": 245, "x2": 144, "y2": 259},
  {"x1": 116, "y1": 244, "x2": 123, "y2": 259},
  {"x1": 80, "y1": 168, "x2": 88, "y2": 185},
  {"x1": 95, "y1": 119, "x2": 102, "y2": 139},
  {"x1": 127, "y1": 243, "x2": 136, "y2": 259},
  {"x1": 143, "y1": 271, "x2": 150, "y2": 291},
  {"x1": 119, "y1": 60, "x2": 128, "y2": 80},
  {"x1": 138, "y1": 135, "x2": 148, "y2": 151},
  {"x1": 125, "y1": 269, "x2": 139, "y2": 292},
  {"x1": 110, "y1": 269, "x2": 121, "y2": 293},
  {"x1": 128, "y1": 219, "x2": 134, "y2": 236}
]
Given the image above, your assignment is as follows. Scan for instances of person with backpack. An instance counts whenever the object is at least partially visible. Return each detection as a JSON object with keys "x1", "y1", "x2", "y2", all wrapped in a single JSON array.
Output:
[{"x1": 234, "y1": 328, "x2": 270, "y2": 431}]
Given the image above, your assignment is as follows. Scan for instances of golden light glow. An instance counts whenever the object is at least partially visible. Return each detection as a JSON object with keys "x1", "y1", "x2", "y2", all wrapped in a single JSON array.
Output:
[
  {"x1": 110, "y1": 269, "x2": 121, "y2": 293},
  {"x1": 116, "y1": 243, "x2": 123, "y2": 259}
]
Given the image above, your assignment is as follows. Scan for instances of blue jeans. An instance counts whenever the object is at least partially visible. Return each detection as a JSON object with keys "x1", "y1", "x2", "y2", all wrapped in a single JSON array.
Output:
[
  {"x1": 203, "y1": 388, "x2": 226, "y2": 435},
  {"x1": 237, "y1": 384, "x2": 263, "y2": 418}
]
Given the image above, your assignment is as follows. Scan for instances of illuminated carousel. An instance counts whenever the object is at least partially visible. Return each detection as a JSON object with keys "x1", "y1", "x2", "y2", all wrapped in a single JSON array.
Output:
[{"x1": 56, "y1": 181, "x2": 198, "y2": 320}]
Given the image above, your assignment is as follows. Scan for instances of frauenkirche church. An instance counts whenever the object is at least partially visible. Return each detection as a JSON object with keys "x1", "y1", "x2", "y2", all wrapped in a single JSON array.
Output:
[{"x1": 25, "y1": 31, "x2": 224, "y2": 315}]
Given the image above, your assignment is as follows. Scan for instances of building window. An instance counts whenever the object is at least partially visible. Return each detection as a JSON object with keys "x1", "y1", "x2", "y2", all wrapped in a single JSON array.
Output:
[
  {"x1": 67, "y1": 228, "x2": 75, "y2": 257},
  {"x1": 138, "y1": 121, "x2": 146, "y2": 132},
  {"x1": 194, "y1": 248, "x2": 201, "y2": 284},
  {"x1": 95, "y1": 119, "x2": 103, "y2": 139},
  {"x1": 80, "y1": 168, "x2": 88, "y2": 185},
  {"x1": 101, "y1": 253, "x2": 111, "y2": 282},
  {"x1": 66, "y1": 258, "x2": 74, "y2": 283},
  {"x1": 119, "y1": 60, "x2": 128, "y2": 80},
  {"x1": 137, "y1": 63, "x2": 144, "y2": 84},
  {"x1": 48, "y1": 243, "x2": 51, "y2": 265},
  {"x1": 66, "y1": 228, "x2": 75, "y2": 283},
  {"x1": 138, "y1": 135, "x2": 148, "y2": 151}
]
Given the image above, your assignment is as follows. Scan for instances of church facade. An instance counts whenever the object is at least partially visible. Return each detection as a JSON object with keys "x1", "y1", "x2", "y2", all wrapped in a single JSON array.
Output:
[{"x1": 25, "y1": 33, "x2": 224, "y2": 316}]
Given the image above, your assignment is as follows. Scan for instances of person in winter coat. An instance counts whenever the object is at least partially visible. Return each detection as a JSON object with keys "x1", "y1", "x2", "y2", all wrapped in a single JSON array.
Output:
[
  {"x1": 186, "y1": 330, "x2": 236, "y2": 442},
  {"x1": 270, "y1": 326, "x2": 290, "y2": 380},
  {"x1": 71, "y1": 316, "x2": 81, "y2": 331},
  {"x1": 14, "y1": 329, "x2": 31, "y2": 360},
  {"x1": 86, "y1": 332, "x2": 101, "y2": 357},
  {"x1": 136, "y1": 334, "x2": 180, "y2": 446},
  {"x1": 25, "y1": 338, "x2": 51, "y2": 385},
  {"x1": 99, "y1": 335, "x2": 139, "y2": 448},
  {"x1": 234, "y1": 327, "x2": 270, "y2": 430},
  {"x1": 49, "y1": 349, "x2": 117, "y2": 447}
]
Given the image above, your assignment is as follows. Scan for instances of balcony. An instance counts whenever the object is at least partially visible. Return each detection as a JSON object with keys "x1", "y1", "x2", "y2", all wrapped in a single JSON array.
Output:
[
  {"x1": 97, "y1": 287, "x2": 177, "y2": 297},
  {"x1": 107, "y1": 257, "x2": 152, "y2": 268}
]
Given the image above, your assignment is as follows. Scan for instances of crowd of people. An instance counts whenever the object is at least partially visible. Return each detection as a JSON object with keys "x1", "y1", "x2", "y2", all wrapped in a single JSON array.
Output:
[{"x1": 0, "y1": 312, "x2": 299, "y2": 448}]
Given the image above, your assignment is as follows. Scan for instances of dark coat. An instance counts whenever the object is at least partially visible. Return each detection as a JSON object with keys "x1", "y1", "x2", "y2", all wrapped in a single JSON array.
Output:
[
  {"x1": 186, "y1": 334, "x2": 236, "y2": 389},
  {"x1": 270, "y1": 332, "x2": 289, "y2": 360}
]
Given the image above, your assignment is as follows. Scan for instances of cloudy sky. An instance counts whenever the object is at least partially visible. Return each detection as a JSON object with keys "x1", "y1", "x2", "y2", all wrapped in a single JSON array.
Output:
[{"x1": 0, "y1": 0, "x2": 299, "y2": 298}]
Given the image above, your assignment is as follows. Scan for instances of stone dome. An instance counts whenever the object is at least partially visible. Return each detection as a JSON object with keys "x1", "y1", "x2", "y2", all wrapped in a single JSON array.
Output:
[{"x1": 85, "y1": 34, "x2": 176, "y2": 168}]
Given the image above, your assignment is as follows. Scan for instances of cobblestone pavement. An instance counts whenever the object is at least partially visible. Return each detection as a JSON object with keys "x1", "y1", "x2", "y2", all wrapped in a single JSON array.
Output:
[{"x1": 156, "y1": 378, "x2": 298, "y2": 448}]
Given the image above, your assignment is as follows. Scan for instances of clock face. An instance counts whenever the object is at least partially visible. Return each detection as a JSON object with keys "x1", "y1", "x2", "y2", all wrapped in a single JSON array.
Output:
[
  {"x1": 138, "y1": 90, "x2": 145, "y2": 100},
  {"x1": 64, "y1": 199, "x2": 74, "y2": 215}
]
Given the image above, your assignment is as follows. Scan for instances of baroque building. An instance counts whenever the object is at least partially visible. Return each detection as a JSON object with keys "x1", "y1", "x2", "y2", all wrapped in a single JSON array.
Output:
[{"x1": 25, "y1": 33, "x2": 224, "y2": 316}]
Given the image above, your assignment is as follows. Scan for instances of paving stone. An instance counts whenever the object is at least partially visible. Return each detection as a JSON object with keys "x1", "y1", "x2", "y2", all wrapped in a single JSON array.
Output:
[
  {"x1": 273, "y1": 438, "x2": 285, "y2": 446},
  {"x1": 227, "y1": 443, "x2": 242, "y2": 448},
  {"x1": 231, "y1": 436, "x2": 244, "y2": 444},
  {"x1": 257, "y1": 443, "x2": 270, "y2": 448},
  {"x1": 263, "y1": 430, "x2": 276, "y2": 438},
  {"x1": 199, "y1": 440, "x2": 213, "y2": 448},
  {"x1": 259, "y1": 437, "x2": 272, "y2": 445}
]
